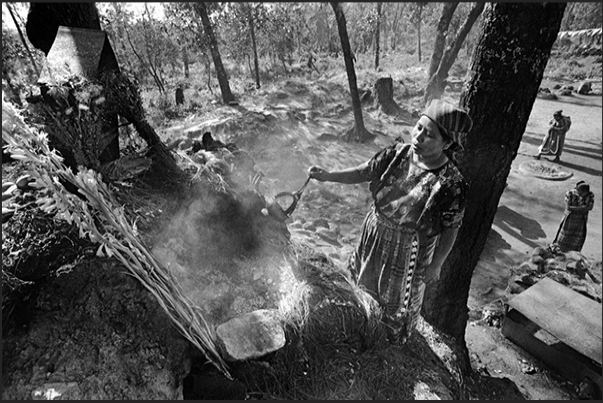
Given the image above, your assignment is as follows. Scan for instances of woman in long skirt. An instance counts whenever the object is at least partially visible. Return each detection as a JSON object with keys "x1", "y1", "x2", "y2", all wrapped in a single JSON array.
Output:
[
  {"x1": 308, "y1": 100, "x2": 472, "y2": 344},
  {"x1": 553, "y1": 181, "x2": 595, "y2": 253},
  {"x1": 536, "y1": 110, "x2": 571, "y2": 162}
]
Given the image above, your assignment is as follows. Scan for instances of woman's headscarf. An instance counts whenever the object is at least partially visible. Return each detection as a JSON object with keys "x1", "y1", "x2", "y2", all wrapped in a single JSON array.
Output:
[{"x1": 422, "y1": 100, "x2": 473, "y2": 152}]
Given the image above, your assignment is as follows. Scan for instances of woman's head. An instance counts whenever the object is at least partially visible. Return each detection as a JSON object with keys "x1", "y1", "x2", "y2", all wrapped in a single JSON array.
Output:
[
  {"x1": 410, "y1": 115, "x2": 451, "y2": 159},
  {"x1": 421, "y1": 100, "x2": 473, "y2": 152},
  {"x1": 576, "y1": 180, "x2": 590, "y2": 194}
]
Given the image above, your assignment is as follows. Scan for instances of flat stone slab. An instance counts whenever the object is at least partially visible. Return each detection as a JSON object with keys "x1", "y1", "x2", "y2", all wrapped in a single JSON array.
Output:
[{"x1": 216, "y1": 309, "x2": 286, "y2": 362}]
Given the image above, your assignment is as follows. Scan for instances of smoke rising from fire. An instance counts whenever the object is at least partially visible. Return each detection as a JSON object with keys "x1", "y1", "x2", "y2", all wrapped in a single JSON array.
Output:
[{"x1": 150, "y1": 166, "x2": 297, "y2": 325}]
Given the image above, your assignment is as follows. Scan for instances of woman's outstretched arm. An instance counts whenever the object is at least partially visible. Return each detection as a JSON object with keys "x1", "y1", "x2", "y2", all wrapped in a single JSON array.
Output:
[{"x1": 308, "y1": 165, "x2": 367, "y2": 184}]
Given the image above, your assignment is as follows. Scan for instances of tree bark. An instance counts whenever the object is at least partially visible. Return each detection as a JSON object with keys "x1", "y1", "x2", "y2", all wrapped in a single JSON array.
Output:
[
  {"x1": 423, "y1": 2, "x2": 484, "y2": 106},
  {"x1": 427, "y1": 2, "x2": 459, "y2": 80},
  {"x1": 330, "y1": 2, "x2": 372, "y2": 143},
  {"x1": 421, "y1": 2, "x2": 566, "y2": 370},
  {"x1": 25, "y1": 3, "x2": 101, "y2": 56},
  {"x1": 196, "y1": 3, "x2": 235, "y2": 104}
]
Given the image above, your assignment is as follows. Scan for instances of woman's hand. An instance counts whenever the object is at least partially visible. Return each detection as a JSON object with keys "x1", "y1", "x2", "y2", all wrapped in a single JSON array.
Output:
[
  {"x1": 423, "y1": 262, "x2": 442, "y2": 284},
  {"x1": 308, "y1": 165, "x2": 330, "y2": 182}
]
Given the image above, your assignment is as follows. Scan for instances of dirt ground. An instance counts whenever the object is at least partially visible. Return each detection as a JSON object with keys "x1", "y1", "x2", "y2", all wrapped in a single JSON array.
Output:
[
  {"x1": 162, "y1": 76, "x2": 602, "y2": 399},
  {"x1": 465, "y1": 85, "x2": 602, "y2": 400}
]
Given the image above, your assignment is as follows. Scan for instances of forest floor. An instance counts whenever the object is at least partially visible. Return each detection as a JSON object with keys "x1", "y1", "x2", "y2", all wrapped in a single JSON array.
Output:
[
  {"x1": 3, "y1": 61, "x2": 601, "y2": 399},
  {"x1": 159, "y1": 71, "x2": 602, "y2": 400}
]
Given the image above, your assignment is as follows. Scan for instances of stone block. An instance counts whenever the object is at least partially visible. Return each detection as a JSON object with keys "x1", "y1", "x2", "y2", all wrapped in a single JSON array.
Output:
[{"x1": 216, "y1": 309, "x2": 286, "y2": 362}]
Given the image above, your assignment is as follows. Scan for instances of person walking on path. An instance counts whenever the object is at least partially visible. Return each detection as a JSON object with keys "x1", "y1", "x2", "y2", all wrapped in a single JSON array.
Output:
[
  {"x1": 536, "y1": 109, "x2": 572, "y2": 162},
  {"x1": 552, "y1": 180, "x2": 595, "y2": 253},
  {"x1": 307, "y1": 100, "x2": 472, "y2": 344}
]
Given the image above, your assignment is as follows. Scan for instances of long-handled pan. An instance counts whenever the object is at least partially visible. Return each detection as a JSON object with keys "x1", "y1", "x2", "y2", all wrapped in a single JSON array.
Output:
[{"x1": 273, "y1": 176, "x2": 312, "y2": 217}]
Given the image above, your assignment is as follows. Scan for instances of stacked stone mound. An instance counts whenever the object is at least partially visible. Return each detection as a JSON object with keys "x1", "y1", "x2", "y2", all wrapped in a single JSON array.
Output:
[{"x1": 506, "y1": 246, "x2": 602, "y2": 303}]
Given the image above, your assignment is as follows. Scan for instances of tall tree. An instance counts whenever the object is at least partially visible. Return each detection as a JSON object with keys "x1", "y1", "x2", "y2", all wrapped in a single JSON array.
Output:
[
  {"x1": 244, "y1": 3, "x2": 261, "y2": 89},
  {"x1": 163, "y1": 3, "x2": 212, "y2": 87},
  {"x1": 421, "y1": 2, "x2": 566, "y2": 371},
  {"x1": 121, "y1": 4, "x2": 168, "y2": 93},
  {"x1": 374, "y1": 2, "x2": 382, "y2": 70},
  {"x1": 330, "y1": 2, "x2": 372, "y2": 143},
  {"x1": 408, "y1": 3, "x2": 426, "y2": 62},
  {"x1": 426, "y1": 2, "x2": 459, "y2": 80},
  {"x1": 387, "y1": 3, "x2": 406, "y2": 52},
  {"x1": 194, "y1": 2, "x2": 235, "y2": 104},
  {"x1": 423, "y1": 2, "x2": 484, "y2": 106}
]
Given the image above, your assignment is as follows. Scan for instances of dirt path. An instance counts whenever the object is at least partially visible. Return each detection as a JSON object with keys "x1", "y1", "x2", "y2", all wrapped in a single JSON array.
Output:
[{"x1": 161, "y1": 79, "x2": 601, "y2": 399}]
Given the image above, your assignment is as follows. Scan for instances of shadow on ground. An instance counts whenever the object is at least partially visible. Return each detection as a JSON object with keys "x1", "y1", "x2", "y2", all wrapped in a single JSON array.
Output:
[{"x1": 493, "y1": 205, "x2": 547, "y2": 249}]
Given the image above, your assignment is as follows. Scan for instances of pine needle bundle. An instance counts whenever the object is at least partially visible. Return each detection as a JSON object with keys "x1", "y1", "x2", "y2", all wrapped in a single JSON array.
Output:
[{"x1": 2, "y1": 95, "x2": 231, "y2": 378}]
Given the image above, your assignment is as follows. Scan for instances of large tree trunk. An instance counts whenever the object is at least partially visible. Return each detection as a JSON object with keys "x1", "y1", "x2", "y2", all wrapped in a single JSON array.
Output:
[
  {"x1": 25, "y1": 3, "x2": 101, "y2": 56},
  {"x1": 423, "y1": 2, "x2": 484, "y2": 106},
  {"x1": 330, "y1": 2, "x2": 372, "y2": 143},
  {"x1": 427, "y1": 2, "x2": 459, "y2": 80},
  {"x1": 421, "y1": 2, "x2": 566, "y2": 372},
  {"x1": 196, "y1": 3, "x2": 235, "y2": 105}
]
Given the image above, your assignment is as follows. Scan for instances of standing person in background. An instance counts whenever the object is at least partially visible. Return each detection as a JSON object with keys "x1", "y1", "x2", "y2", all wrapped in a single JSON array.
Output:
[
  {"x1": 552, "y1": 180, "x2": 595, "y2": 253},
  {"x1": 307, "y1": 100, "x2": 472, "y2": 344},
  {"x1": 536, "y1": 109, "x2": 572, "y2": 162}
]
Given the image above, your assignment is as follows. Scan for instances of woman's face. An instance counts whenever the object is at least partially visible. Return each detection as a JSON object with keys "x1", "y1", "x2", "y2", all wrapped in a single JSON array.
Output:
[
  {"x1": 576, "y1": 185, "x2": 589, "y2": 196},
  {"x1": 411, "y1": 115, "x2": 451, "y2": 158}
]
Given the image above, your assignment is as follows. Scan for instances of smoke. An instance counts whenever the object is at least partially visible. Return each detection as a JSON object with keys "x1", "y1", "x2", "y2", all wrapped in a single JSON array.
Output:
[{"x1": 150, "y1": 175, "x2": 296, "y2": 324}]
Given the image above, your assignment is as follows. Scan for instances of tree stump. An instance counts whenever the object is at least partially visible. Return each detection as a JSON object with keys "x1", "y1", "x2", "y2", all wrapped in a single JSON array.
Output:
[
  {"x1": 175, "y1": 87, "x2": 185, "y2": 105},
  {"x1": 373, "y1": 77, "x2": 402, "y2": 116}
]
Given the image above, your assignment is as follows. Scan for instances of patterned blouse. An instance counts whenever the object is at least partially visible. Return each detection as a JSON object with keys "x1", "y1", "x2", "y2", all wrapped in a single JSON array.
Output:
[
  {"x1": 357, "y1": 142, "x2": 467, "y2": 238},
  {"x1": 565, "y1": 188, "x2": 594, "y2": 214}
]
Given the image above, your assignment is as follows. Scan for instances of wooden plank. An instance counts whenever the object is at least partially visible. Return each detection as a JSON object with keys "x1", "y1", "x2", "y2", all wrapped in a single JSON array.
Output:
[
  {"x1": 502, "y1": 310, "x2": 602, "y2": 398},
  {"x1": 507, "y1": 277, "x2": 602, "y2": 365}
]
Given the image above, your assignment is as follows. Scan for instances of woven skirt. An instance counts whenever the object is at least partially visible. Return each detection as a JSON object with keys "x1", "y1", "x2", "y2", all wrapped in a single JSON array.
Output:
[
  {"x1": 554, "y1": 210, "x2": 588, "y2": 252},
  {"x1": 348, "y1": 206, "x2": 438, "y2": 342}
]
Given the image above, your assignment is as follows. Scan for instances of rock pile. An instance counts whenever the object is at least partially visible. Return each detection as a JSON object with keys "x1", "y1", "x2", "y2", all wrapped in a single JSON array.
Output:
[{"x1": 506, "y1": 246, "x2": 602, "y2": 303}]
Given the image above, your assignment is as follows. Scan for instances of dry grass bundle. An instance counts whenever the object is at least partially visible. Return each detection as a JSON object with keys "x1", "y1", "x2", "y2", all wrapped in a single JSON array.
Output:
[
  {"x1": 264, "y1": 323, "x2": 432, "y2": 400},
  {"x1": 2, "y1": 96, "x2": 231, "y2": 378},
  {"x1": 257, "y1": 239, "x2": 463, "y2": 399},
  {"x1": 259, "y1": 242, "x2": 412, "y2": 399}
]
